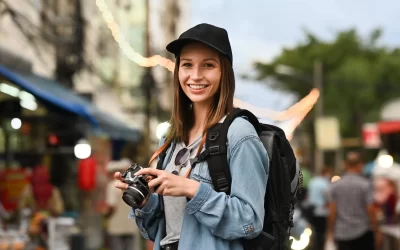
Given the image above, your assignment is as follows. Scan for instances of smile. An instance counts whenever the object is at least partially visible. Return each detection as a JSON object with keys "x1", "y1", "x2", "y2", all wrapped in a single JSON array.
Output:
[{"x1": 188, "y1": 84, "x2": 209, "y2": 89}]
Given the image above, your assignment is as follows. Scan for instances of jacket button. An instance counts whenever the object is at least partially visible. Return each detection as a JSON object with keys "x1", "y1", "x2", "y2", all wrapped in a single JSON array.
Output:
[{"x1": 165, "y1": 246, "x2": 171, "y2": 250}]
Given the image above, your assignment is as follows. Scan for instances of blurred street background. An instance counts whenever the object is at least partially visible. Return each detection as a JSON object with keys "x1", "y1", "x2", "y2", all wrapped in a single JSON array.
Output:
[{"x1": 0, "y1": 0, "x2": 399, "y2": 249}]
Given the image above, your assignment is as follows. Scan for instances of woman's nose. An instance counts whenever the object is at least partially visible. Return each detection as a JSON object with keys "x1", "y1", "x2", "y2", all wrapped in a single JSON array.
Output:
[{"x1": 190, "y1": 68, "x2": 203, "y2": 81}]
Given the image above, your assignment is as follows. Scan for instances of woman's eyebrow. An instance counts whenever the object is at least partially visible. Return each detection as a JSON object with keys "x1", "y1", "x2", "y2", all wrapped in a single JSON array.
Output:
[
  {"x1": 203, "y1": 58, "x2": 219, "y2": 63},
  {"x1": 180, "y1": 58, "x2": 219, "y2": 63}
]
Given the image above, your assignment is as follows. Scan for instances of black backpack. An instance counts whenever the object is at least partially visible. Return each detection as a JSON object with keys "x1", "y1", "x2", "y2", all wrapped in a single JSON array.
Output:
[{"x1": 157, "y1": 108, "x2": 303, "y2": 250}]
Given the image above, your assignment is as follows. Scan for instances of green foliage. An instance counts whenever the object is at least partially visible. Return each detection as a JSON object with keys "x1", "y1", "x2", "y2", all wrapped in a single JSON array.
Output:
[{"x1": 254, "y1": 28, "x2": 400, "y2": 137}]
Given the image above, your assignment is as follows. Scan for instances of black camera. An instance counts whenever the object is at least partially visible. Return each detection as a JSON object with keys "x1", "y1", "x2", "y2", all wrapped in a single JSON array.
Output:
[{"x1": 121, "y1": 163, "x2": 156, "y2": 209}]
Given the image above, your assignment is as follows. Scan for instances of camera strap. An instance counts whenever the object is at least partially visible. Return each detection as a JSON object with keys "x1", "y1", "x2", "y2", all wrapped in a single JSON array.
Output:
[{"x1": 148, "y1": 139, "x2": 171, "y2": 167}]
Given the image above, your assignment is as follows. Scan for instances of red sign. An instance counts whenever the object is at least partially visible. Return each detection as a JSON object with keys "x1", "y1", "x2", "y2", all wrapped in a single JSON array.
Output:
[
  {"x1": 378, "y1": 121, "x2": 400, "y2": 134},
  {"x1": 362, "y1": 123, "x2": 381, "y2": 148}
]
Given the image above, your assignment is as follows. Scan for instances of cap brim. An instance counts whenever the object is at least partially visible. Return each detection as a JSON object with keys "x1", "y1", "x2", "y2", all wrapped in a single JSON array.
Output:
[{"x1": 166, "y1": 38, "x2": 229, "y2": 60}]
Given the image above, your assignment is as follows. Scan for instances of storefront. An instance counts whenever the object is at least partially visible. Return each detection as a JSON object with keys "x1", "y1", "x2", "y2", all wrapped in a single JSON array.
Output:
[
  {"x1": 0, "y1": 65, "x2": 141, "y2": 214},
  {"x1": 378, "y1": 98, "x2": 400, "y2": 161}
]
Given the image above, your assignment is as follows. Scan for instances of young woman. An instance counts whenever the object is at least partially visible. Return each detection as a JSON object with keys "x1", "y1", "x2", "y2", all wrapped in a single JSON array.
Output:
[{"x1": 114, "y1": 23, "x2": 269, "y2": 250}]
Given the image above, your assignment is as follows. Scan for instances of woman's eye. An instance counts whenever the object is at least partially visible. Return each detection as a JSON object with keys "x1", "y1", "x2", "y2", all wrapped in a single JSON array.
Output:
[
  {"x1": 203, "y1": 63, "x2": 214, "y2": 68},
  {"x1": 181, "y1": 63, "x2": 191, "y2": 67}
]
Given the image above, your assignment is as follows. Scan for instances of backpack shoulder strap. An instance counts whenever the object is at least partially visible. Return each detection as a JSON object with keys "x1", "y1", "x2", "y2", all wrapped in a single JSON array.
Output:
[
  {"x1": 205, "y1": 122, "x2": 230, "y2": 194},
  {"x1": 204, "y1": 108, "x2": 261, "y2": 194}
]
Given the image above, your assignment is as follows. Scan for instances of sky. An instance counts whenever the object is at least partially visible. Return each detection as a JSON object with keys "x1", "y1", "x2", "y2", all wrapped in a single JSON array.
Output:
[{"x1": 191, "y1": 0, "x2": 400, "y2": 111}]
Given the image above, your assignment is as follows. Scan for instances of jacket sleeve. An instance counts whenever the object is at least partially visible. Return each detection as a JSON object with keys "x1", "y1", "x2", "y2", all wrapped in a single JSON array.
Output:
[
  {"x1": 129, "y1": 135, "x2": 168, "y2": 240},
  {"x1": 130, "y1": 194, "x2": 162, "y2": 240},
  {"x1": 186, "y1": 118, "x2": 269, "y2": 240}
]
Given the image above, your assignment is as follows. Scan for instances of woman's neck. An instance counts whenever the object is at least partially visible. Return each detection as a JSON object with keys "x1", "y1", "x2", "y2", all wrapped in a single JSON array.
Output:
[{"x1": 191, "y1": 102, "x2": 211, "y2": 135}]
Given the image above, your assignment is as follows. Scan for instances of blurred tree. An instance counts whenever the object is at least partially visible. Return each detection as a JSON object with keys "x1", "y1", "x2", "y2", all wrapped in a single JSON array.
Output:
[{"x1": 254, "y1": 28, "x2": 400, "y2": 138}]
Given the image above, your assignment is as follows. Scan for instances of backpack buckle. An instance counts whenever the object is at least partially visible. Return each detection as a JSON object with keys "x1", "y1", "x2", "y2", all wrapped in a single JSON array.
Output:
[
  {"x1": 209, "y1": 146, "x2": 220, "y2": 155},
  {"x1": 209, "y1": 133, "x2": 219, "y2": 141},
  {"x1": 217, "y1": 177, "x2": 229, "y2": 193}
]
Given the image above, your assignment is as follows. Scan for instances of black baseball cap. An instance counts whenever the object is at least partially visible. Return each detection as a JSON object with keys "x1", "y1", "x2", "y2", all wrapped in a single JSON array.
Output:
[{"x1": 166, "y1": 23, "x2": 233, "y2": 64}]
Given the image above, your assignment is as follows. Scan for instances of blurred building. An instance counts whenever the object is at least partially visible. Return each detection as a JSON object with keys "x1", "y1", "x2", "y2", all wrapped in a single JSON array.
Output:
[
  {"x1": 0, "y1": 0, "x2": 142, "y2": 165},
  {"x1": 74, "y1": 0, "x2": 144, "y2": 129},
  {"x1": 0, "y1": 1, "x2": 55, "y2": 76},
  {"x1": 150, "y1": 0, "x2": 191, "y2": 112},
  {"x1": 0, "y1": 0, "x2": 191, "y2": 161},
  {"x1": 75, "y1": 0, "x2": 191, "y2": 147}
]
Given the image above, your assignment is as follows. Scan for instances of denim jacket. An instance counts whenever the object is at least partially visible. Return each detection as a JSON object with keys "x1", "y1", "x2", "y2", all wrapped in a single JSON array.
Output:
[{"x1": 129, "y1": 117, "x2": 269, "y2": 250}]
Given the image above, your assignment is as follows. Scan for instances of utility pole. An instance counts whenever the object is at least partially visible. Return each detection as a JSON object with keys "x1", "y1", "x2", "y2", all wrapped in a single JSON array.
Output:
[
  {"x1": 42, "y1": 0, "x2": 84, "y2": 88},
  {"x1": 162, "y1": 0, "x2": 179, "y2": 112},
  {"x1": 313, "y1": 60, "x2": 324, "y2": 174},
  {"x1": 141, "y1": 0, "x2": 155, "y2": 162}
]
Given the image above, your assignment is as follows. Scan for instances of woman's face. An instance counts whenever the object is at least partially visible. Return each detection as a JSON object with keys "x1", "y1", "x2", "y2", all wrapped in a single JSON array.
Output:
[{"x1": 178, "y1": 42, "x2": 222, "y2": 107}]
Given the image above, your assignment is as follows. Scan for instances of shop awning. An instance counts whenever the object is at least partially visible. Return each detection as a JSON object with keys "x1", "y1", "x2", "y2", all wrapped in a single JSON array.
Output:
[
  {"x1": 381, "y1": 98, "x2": 400, "y2": 121},
  {"x1": 378, "y1": 121, "x2": 400, "y2": 134},
  {"x1": 0, "y1": 66, "x2": 141, "y2": 141}
]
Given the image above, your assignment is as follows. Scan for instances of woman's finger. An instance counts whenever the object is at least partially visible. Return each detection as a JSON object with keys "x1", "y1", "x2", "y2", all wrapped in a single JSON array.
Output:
[
  {"x1": 148, "y1": 177, "x2": 164, "y2": 192},
  {"x1": 114, "y1": 172, "x2": 124, "y2": 182},
  {"x1": 153, "y1": 182, "x2": 166, "y2": 195},
  {"x1": 135, "y1": 168, "x2": 162, "y2": 177},
  {"x1": 114, "y1": 180, "x2": 128, "y2": 190}
]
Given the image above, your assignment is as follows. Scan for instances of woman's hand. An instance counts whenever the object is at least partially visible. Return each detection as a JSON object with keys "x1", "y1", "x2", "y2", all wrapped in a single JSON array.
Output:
[
  {"x1": 114, "y1": 172, "x2": 128, "y2": 192},
  {"x1": 135, "y1": 168, "x2": 200, "y2": 199}
]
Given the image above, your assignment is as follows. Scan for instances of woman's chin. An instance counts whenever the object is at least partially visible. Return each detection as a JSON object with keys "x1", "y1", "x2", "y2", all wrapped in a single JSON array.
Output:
[
  {"x1": 187, "y1": 94, "x2": 205, "y2": 103},
  {"x1": 188, "y1": 96, "x2": 212, "y2": 107}
]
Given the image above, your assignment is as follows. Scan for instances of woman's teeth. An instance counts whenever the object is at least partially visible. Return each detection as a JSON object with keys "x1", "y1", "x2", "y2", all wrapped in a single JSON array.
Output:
[{"x1": 189, "y1": 84, "x2": 207, "y2": 89}]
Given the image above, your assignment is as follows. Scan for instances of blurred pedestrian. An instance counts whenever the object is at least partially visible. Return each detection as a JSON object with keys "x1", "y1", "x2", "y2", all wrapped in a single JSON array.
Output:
[
  {"x1": 326, "y1": 151, "x2": 382, "y2": 250},
  {"x1": 18, "y1": 161, "x2": 64, "y2": 250},
  {"x1": 374, "y1": 177, "x2": 397, "y2": 225},
  {"x1": 373, "y1": 177, "x2": 398, "y2": 250},
  {"x1": 307, "y1": 167, "x2": 331, "y2": 250},
  {"x1": 79, "y1": 145, "x2": 110, "y2": 250},
  {"x1": 104, "y1": 159, "x2": 139, "y2": 250}
]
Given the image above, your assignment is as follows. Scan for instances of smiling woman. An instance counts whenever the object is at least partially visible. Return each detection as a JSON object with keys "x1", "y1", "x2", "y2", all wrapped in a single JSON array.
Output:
[
  {"x1": 170, "y1": 42, "x2": 235, "y2": 144},
  {"x1": 113, "y1": 23, "x2": 269, "y2": 250},
  {"x1": 179, "y1": 43, "x2": 222, "y2": 105}
]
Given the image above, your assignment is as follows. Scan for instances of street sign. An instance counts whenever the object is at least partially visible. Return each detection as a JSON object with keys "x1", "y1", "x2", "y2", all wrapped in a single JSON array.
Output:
[
  {"x1": 362, "y1": 123, "x2": 381, "y2": 148},
  {"x1": 315, "y1": 117, "x2": 341, "y2": 150}
]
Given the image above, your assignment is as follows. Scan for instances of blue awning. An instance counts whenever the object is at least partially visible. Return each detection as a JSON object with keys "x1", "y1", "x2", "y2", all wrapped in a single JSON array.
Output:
[{"x1": 0, "y1": 65, "x2": 141, "y2": 142}]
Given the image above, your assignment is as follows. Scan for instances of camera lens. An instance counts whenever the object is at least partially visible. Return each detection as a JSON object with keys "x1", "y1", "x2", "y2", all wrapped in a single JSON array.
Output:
[
  {"x1": 122, "y1": 184, "x2": 150, "y2": 209},
  {"x1": 122, "y1": 190, "x2": 142, "y2": 208}
]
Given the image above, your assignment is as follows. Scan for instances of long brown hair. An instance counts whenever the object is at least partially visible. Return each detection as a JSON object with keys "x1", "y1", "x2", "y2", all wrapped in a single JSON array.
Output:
[{"x1": 166, "y1": 53, "x2": 235, "y2": 144}]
